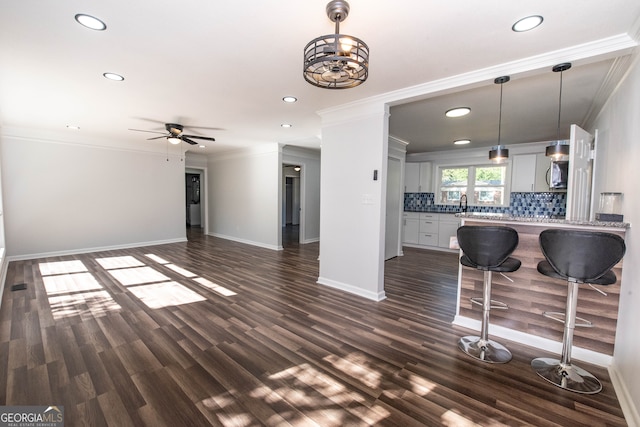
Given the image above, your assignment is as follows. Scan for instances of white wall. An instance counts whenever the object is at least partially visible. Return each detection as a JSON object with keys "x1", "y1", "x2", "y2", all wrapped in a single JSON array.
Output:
[
  {"x1": 591, "y1": 51, "x2": 640, "y2": 424},
  {"x1": 318, "y1": 103, "x2": 389, "y2": 301},
  {"x1": 283, "y1": 146, "x2": 321, "y2": 244},
  {"x1": 207, "y1": 144, "x2": 281, "y2": 250},
  {"x1": 1, "y1": 136, "x2": 186, "y2": 259}
]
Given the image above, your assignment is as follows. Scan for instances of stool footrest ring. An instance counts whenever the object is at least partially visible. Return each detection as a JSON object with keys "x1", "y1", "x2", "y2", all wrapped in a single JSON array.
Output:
[
  {"x1": 542, "y1": 311, "x2": 593, "y2": 327},
  {"x1": 470, "y1": 297, "x2": 508, "y2": 310}
]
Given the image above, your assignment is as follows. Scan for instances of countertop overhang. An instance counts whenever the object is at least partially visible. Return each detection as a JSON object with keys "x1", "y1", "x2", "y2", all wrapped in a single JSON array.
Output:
[{"x1": 455, "y1": 212, "x2": 630, "y2": 229}]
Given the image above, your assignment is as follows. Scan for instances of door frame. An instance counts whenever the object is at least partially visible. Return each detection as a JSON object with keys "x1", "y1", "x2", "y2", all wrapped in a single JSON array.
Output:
[{"x1": 185, "y1": 166, "x2": 208, "y2": 234}]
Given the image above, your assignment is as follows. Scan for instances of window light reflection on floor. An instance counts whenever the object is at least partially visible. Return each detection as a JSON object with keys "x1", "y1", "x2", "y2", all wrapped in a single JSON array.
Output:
[
  {"x1": 127, "y1": 281, "x2": 206, "y2": 309},
  {"x1": 39, "y1": 260, "x2": 122, "y2": 320},
  {"x1": 95, "y1": 255, "x2": 145, "y2": 269}
]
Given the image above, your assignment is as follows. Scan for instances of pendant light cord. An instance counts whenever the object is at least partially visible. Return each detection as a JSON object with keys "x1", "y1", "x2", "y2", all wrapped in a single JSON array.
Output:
[
  {"x1": 556, "y1": 69, "x2": 564, "y2": 142},
  {"x1": 498, "y1": 82, "x2": 504, "y2": 145}
]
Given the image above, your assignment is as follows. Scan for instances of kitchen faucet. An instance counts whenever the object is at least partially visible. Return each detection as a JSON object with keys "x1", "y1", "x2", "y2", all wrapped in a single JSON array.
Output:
[{"x1": 459, "y1": 194, "x2": 468, "y2": 212}]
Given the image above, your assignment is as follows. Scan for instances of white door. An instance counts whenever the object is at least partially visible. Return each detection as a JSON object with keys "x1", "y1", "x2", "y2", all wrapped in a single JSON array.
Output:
[
  {"x1": 566, "y1": 124, "x2": 594, "y2": 221},
  {"x1": 385, "y1": 157, "x2": 402, "y2": 260}
]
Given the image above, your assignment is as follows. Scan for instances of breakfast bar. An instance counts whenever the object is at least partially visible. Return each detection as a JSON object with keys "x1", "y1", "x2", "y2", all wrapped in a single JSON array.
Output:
[{"x1": 453, "y1": 213, "x2": 629, "y2": 364}]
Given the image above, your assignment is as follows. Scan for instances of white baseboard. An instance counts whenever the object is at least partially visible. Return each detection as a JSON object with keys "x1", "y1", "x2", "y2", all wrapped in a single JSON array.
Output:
[
  {"x1": 609, "y1": 365, "x2": 640, "y2": 427},
  {"x1": 302, "y1": 237, "x2": 320, "y2": 244},
  {"x1": 5, "y1": 237, "x2": 188, "y2": 262},
  {"x1": 453, "y1": 315, "x2": 613, "y2": 366},
  {"x1": 208, "y1": 232, "x2": 282, "y2": 251},
  {"x1": 317, "y1": 276, "x2": 386, "y2": 301}
]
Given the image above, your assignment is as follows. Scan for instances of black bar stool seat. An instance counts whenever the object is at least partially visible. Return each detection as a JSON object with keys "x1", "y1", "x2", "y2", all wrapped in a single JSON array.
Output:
[
  {"x1": 532, "y1": 229, "x2": 625, "y2": 394},
  {"x1": 457, "y1": 225, "x2": 521, "y2": 363}
]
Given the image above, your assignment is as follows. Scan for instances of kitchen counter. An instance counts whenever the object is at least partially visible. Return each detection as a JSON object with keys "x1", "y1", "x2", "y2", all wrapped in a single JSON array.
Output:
[
  {"x1": 455, "y1": 212, "x2": 630, "y2": 229},
  {"x1": 455, "y1": 215, "x2": 627, "y2": 364}
]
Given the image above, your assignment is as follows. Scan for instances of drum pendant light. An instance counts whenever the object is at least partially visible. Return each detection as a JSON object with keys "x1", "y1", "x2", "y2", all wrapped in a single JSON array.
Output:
[
  {"x1": 546, "y1": 63, "x2": 572, "y2": 158},
  {"x1": 489, "y1": 76, "x2": 511, "y2": 163}
]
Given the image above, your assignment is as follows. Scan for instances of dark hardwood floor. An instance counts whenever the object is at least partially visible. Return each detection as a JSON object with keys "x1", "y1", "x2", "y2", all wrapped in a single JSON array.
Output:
[{"x1": 0, "y1": 230, "x2": 627, "y2": 426}]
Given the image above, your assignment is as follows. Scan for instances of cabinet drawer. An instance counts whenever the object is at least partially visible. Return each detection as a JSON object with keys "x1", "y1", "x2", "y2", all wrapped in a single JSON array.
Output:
[
  {"x1": 403, "y1": 211, "x2": 420, "y2": 219},
  {"x1": 419, "y1": 219, "x2": 438, "y2": 233},
  {"x1": 419, "y1": 232, "x2": 438, "y2": 246}
]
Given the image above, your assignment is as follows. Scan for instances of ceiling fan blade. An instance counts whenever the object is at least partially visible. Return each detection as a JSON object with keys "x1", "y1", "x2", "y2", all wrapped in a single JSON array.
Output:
[
  {"x1": 128, "y1": 128, "x2": 166, "y2": 135},
  {"x1": 181, "y1": 136, "x2": 199, "y2": 145},
  {"x1": 182, "y1": 134, "x2": 216, "y2": 141},
  {"x1": 147, "y1": 135, "x2": 167, "y2": 140}
]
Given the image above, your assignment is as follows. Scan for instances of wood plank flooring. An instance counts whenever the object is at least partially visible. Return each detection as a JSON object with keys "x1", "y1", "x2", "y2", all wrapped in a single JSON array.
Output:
[{"x1": 0, "y1": 229, "x2": 628, "y2": 426}]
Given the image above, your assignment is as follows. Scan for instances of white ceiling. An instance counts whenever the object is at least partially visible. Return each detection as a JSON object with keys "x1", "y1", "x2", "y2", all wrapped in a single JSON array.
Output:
[{"x1": 1, "y1": 1, "x2": 639, "y2": 155}]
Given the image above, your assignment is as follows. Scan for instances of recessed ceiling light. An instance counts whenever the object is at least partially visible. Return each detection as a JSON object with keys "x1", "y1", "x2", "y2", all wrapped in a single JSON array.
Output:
[
  {"x1": 66, "y1": 125, "x2": 80, "y2": 130},
  {"x1": 445, "y1": 107, "x2": 471, "y2": 118},
  {"x1": 512, "y1": 15, "x2": 543, "y2": 32},
  {"x1": 281, "y1": 123, "x2": 292, "y2": 128},
  {"x1": 103, "y1": 72, "x2": 124, "y2": 81},
  {"x1": 282, "y1": 96, "x2": 297, "y2": 103},
  {"x1": 199, "y1": 145, "x2": 205, "y2": 148},
  {"x1": 75, "y1": 14, "x2": 107, "y2": 31},
  {"x1": 454, "y1": 139, "x2": 471, "y2": 145}
]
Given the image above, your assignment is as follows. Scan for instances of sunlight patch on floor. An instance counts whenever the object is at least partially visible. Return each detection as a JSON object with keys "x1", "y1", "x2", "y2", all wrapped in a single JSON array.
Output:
[
  {"x1": 42, "y1": 272, "x2": 103, "y2": 295},
  {"x1": 95, "y1": 255, "x2": 145, "y2": 269},
  {"x1": 193, "y1": 277, "x2": 237, "y2": 296},
  {"x1": 40, "y1": 260, "x2": 122, "y2": 319},
  {"x1": 107, "y1": 266, "x2": 171, "y2": 286},
  {"x1": 48, "y1": 290, "x2": 122, "y2": 320},
  {"x1": 39, "y1": 260, "x2": 88, "y2": 275},
  {"x1": 127, "y1": 281, "x2": 206, "y2": 309},
  {"x1": 144, "y1": 254, "x2": 169, "y2": 264},
  {"x1": 165, "y1": 264, "x2": 197, "y2": 278}
]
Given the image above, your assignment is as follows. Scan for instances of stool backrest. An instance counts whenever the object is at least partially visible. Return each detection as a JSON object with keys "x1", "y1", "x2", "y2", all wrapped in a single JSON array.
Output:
[
  {"x1": 539, "y1": 229, "x2": 626, "y2": 281},
  {"x1": 457, "y1": 226, "x2": 519, "y2": 268}
]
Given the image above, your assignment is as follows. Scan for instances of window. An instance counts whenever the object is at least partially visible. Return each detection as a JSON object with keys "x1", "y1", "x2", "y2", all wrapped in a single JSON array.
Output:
[{"x1": 438, "y1": 164, "x2": 507, "y2": 206}]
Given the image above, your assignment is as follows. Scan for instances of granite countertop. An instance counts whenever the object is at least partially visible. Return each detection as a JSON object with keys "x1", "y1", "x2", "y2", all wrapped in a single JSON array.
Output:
[{"x1": 455, "y1": 212, "x2": 630, "y2": 229}]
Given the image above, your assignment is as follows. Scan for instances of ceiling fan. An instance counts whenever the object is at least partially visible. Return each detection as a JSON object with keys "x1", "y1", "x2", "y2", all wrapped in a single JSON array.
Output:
[{"x1": 129, "y1": 123, "x2": 216, "y2": 145}]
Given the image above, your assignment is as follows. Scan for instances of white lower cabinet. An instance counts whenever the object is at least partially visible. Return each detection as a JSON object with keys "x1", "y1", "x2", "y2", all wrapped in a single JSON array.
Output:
[
  {"x1": 438, "y1": 216, "x2": 460, "y2": 249},
  {"x1": 403, "y1": 212, "x2": 459, "y2": 250}
]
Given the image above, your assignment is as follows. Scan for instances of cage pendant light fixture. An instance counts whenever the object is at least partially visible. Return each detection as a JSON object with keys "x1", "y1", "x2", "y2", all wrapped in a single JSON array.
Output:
[
  {"x1": 546, "y1": 63, "x2": 572, "y2": 158},
  {"x1": 489, "y1": 76, "x2": 511, "y2": 162},
  {"x1": 303, "y1": 0, "x2": 369, "y2": 89}
]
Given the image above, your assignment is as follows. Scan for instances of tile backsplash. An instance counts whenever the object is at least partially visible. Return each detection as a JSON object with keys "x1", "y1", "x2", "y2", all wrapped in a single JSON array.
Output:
[{"x1": 404, "y1": 192, "x2": 566, "y2": 217}]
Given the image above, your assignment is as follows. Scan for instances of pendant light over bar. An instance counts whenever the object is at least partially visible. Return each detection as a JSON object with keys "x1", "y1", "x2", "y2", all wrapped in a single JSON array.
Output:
[
  {"x1": 489, "y1": 76, "x2": 510, "y2": 163},
  {"x1": 546, "y1": 63, "x2": 572, "y2": 158},
  {"x1": 303, "y1": 0, "x2": 369, "y2": 89}
]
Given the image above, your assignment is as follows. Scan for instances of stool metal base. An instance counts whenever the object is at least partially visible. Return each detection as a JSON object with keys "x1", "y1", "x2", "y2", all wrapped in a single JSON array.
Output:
[
  {"x1": 458, "y1": 335, "x2": 512, "y2": 363},
  {"x1": 531, "y1": 357, "x2": 602, "y2": 394}
]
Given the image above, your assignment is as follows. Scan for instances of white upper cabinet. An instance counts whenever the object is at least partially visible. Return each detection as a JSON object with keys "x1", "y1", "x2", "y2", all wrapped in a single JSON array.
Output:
[
  {"x1": 511, "y1": 154, "x2": 537, "y2": 192},
  {"x1": 511, "y1": 153, "x2": 554, "y2": 192},
  {"x1": 405, "y1": 162, "x2": 432, "y2": 193}
]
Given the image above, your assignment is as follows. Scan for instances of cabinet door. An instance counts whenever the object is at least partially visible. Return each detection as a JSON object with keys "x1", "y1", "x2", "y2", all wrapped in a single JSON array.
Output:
[
  {"x1": 405, "y1": 162, "x2": 431, "y2": 193},
  {"x1": 403, "y1": 218, "x2": 420, "y2": 244},
  {"x1": 438, "y1": 218, "x2": 460, "y2": 248},
  {"x1": 419, "y1": 162, "x2": 432, "y2": 193},
  {"x1": 511, "y1": 154, "x2": 537, "y2": 192}
]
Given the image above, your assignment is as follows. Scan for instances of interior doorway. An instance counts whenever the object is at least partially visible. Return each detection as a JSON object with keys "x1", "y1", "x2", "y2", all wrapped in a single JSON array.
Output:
[
  {"x1": 282, "y1": 164, "x2": 301, "y2": 246},
  {"x1": 185, "y1": 167, "x2": 206, "y2": 236}
]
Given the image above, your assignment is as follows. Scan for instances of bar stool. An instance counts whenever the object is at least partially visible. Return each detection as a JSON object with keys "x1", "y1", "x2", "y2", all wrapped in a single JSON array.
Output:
[
  {"x1": 457, "y1": 226, "x2": 521, "y2": 363},
  {"x1": 532, "y1": 229, "x2": 625, "y2": 394}
]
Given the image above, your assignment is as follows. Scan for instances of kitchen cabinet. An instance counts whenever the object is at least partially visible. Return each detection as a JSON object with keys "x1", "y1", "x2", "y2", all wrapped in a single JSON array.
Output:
[
  {"x1": 403, "y1": 212, "x2": 459, "y2": 250},
  {"x1": 438, "y1": 215, "x2": 460, "y2": 248},
  {"x1": 511, "y1": 154, "x2": 537, "y2": 192},
  {"x1": 511, "y1": 153, "x2": 557, "y2": 192},
  {"x1": 402, "y1": 212, "x2": 420, "y2": 244},
  {"x1": 404, "y1": 162, "x2": 432, "y2": 193}
]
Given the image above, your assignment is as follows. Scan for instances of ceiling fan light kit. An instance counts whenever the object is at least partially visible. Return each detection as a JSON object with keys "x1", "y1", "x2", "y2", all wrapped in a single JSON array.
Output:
[
  {"x1": 129, "y1": 122, "x2": 216, "y2": 146},
  {"x1": 490, "y1": 76, "x2": 510, "y2": 162},
  {"x1": 303, "y1": 0, "x2": 369, "y2": 89}
]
